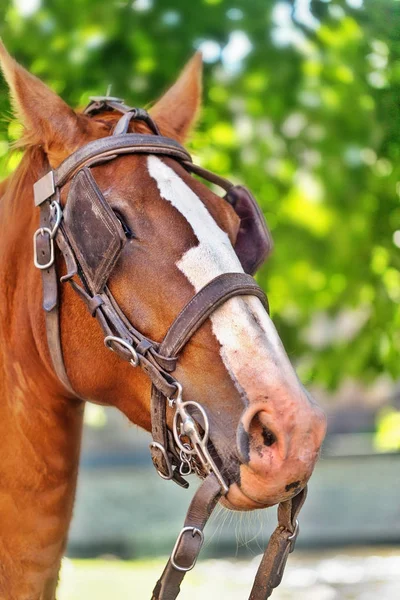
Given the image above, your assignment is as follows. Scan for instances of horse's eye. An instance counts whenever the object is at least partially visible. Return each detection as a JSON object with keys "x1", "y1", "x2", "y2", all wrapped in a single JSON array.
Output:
[{"x1": 113, "y1": 210, "x2": 135, "y2": 239}]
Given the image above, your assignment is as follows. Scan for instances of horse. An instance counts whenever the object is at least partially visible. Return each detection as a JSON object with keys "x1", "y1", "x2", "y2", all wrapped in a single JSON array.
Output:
[{"x1": 0, "y1": 41, "x2": 326, "y2": 600}]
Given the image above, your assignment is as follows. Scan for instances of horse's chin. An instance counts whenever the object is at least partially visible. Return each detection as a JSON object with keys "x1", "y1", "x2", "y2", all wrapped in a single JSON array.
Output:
[
  {"x1": 221, "y1": 476, "x2": 306, "y2": 511},
  {"x1": 221, "y1": 482, "x2": 272, "y2": 511}
]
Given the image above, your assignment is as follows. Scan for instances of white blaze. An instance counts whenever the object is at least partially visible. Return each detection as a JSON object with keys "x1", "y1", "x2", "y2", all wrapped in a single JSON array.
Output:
[{"x1": 147, "y1": 156, "x2": 297, "y2": 394}]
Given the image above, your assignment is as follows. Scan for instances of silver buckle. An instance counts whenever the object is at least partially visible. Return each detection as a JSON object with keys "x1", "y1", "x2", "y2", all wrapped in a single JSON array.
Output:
[
  {"x1": 33, "y1": 228, "x2": 54, "y2": 270},
  {"x1": 170, "y1": 527, "x2": 204, "y2": 572},
  {"x1": 33, "y1": 201, "x2": 63, "y2": 270}
]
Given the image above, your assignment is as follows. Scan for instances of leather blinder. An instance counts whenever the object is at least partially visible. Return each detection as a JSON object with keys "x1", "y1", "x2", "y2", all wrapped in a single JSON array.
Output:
[
  {"x1": 225, "y1": 185, "x2": 273, "y2": 275},
  {"x1": 62, "y1": 168, "x2": 126, "y2": 294}
]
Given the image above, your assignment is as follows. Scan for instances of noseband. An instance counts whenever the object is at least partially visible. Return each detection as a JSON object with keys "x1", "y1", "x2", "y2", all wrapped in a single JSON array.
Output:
[{"x1": 33, "y1": 97, "x2": 306, "y2": 599}]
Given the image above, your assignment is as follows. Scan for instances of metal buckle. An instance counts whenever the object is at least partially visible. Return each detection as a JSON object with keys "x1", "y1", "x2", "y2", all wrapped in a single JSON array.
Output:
[
  {"x1": 33, "y1": 228, "x2": 54, "y2": 270},
  {"x1": 104, "y1": 335, "x2": 139, "y2": 367},
  {"x1": 170, "y1": 527, "x2": 204, "y2": 572},
  {"x1": 149, "y1": 442, "x2": 174, "y2": 480},
  {"x1": 33, "y1": 201, "x2": 63, "y2": 270}
]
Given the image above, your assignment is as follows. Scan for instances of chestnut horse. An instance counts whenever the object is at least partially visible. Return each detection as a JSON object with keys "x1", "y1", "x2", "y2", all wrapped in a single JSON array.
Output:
[{"x1": 0, "y1": 42, "x2": 326, "y2": 600}]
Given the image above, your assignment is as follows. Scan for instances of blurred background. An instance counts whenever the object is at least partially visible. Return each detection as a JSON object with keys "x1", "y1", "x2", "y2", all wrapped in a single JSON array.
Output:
[{"x1": 1, "y1": 0, "x2": 399, "y2": 598}]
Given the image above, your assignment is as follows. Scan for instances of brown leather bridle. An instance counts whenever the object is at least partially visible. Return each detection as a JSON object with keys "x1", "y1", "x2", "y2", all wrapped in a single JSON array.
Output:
[{"x1": 32, "y1": 98, "x2": 307, "y2": 599}]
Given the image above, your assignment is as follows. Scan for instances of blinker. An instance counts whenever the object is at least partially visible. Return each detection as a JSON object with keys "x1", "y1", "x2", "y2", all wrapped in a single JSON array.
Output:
[
  {"x1": 225, "y1": 185, "x2": 274, "y2": 275},
  {"x1": 62, "y1": 168, "x2": 126, "y2": 294}
]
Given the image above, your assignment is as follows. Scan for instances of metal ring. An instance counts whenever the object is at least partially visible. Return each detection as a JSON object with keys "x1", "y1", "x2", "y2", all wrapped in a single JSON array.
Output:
[
  {"x1": 173, "y1": 400, "x2": 210, "y2": 455},
  {"x1": 170, "y1": 527, "x2": 204, "y2": 572},
  {"x1": 33, "y1": 227, "x2": 54, "y2": 270},
  {"x1": 104, "y1": 335, "x2": 139, "y2": 367}
]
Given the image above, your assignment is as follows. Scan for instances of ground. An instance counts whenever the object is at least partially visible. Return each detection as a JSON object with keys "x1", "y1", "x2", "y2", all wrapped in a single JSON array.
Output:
[{"x1": 58, "y1": 547, "x2": 400, "y2": 600}]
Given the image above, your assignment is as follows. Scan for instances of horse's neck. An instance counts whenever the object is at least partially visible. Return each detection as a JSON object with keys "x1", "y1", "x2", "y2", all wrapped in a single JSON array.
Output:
[{"x1": 0, "y1": 153, "x2": 84, "y2": 600}]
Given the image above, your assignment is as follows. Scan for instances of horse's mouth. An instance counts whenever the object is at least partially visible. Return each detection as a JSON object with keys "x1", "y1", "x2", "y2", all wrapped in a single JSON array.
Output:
[
  {"x1": 183, "y1": 434, "x2": 241, "y2": 492},
  {"x1": 200, "y1": 439, "x2": 269, "y2": 513},
  {"x1": 221, "y1": 483, "x2": 271, "y2": 511},
  {"x1": 204, "y1": 438, "x2": 304, "y2": 511}
]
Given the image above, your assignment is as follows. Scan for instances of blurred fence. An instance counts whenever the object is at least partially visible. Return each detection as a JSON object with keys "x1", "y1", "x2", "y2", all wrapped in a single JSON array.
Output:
[{"x1": 67, "y1": 409, "x2": 400, "y2": 559}]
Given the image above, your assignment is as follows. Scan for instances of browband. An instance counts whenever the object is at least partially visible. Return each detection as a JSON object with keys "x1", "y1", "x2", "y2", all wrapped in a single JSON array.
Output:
[
  {"x1": 34, "y1": 134, "x2": 192, "y2": 206},
  {"x1": 33, "y1": 132, "x2": 236, "y2": 208}
]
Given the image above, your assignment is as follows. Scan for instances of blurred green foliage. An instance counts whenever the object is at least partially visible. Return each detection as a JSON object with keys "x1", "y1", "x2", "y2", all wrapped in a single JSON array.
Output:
[
  {"x1": 0, "y1": 0, "x2": 399, "y2": 390},
  {"x1": 375, "y1": 407, "x2": 400, "y2": 452}
]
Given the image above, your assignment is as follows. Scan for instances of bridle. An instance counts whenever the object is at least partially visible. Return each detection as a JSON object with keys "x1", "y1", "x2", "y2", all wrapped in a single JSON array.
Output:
[{"x1": 32, "y1": 97, "x2": 307, "y2": 599}]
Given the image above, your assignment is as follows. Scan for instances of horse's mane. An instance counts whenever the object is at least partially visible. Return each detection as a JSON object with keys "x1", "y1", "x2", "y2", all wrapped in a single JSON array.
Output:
[{"x1": 1, "y1": 146, "x2": 46, "y2": 204}]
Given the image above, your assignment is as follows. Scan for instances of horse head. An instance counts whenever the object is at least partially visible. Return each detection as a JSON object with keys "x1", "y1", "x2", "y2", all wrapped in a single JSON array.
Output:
[
  {"x1": 0, "y1": 45, "x2": 326, "y2": 599},
  {"x1": 0, "y1": 43, "x2": 326, "y2": 510}
]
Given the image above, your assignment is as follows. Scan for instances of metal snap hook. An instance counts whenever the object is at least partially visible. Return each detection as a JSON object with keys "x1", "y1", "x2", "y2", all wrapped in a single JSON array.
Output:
[
  {"x1": 167, "y1": 381, "x2": 183, "y2": 408},
  {"x1": 49, "y1": 201, "x2": 63, "y2": 238}
]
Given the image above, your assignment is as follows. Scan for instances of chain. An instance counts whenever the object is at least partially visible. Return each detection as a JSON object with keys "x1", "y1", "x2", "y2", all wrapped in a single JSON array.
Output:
[{"x1": 168, "y1": 383, "x2": 229, "y2": 495}]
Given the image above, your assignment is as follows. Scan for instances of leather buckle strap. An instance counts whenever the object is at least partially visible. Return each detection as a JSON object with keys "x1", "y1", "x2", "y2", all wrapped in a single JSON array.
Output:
[
  {"x1": 152, "y1": 481, "x2": 307, "y2": 600},
  {"x1": 53, "y1": 134, "x2": 192, "y2": 188},
  {"x1": 34, "y1": 197, "x2": 79, "y2": 398},
  {"x1": 249, "y1": 486, "x2": 308, "y2": 600},
  {"x1": 170, "y1": 527, "x2": 204, "y2": 572},
  {"x1": 151, "y1": 473, "x2": 222, "y2": 600},
  {"x1": 84, "y1": 96, "x2": 126, "y2": 114}
]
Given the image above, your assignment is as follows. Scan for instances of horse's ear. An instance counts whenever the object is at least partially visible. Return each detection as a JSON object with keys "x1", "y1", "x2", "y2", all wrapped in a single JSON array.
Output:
[
  {"x1": 150, "y1": 52, "x2": 202, "y2": 143},
  {"x1": 0, "y1": 40, "x2": 106, "y2": 164}
]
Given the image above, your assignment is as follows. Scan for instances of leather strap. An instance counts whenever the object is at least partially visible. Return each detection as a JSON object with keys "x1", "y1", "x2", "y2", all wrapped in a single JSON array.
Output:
[
  {"x1": 182, "y1": 161, "x2": 234, "y2": 192},
  {"x1": 151, "y1": 473, "x2": 222, "y2": 600},
  {"x1": 54, "y1": 134, "x2": 192, "y2": 188},
  {"x1": 151, "y1": 482, "x2": 307, "y2": 600},
  {"x1": 249, "y1": 487, "x2": 307, "y2": 599},
  {"x1": 36, "y1": 200, "x2": 77, "y2": 397},
  {"x1": 160, "y1": 272, "x2": 268, "y2": 358},
  {"x1": 84, "y1": 97, "x2": 132, "y2": 115}
]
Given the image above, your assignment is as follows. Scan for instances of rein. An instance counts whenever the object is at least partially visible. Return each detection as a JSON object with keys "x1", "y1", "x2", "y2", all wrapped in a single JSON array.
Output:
[{"x1": 32, "y1": 98, "x2": 306, "y2": 599}]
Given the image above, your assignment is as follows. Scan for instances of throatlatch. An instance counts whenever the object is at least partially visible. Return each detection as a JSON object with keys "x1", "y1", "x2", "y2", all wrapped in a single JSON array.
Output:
[{"x1": 33, "y1": 97, "x2": 306, "y2": 599}]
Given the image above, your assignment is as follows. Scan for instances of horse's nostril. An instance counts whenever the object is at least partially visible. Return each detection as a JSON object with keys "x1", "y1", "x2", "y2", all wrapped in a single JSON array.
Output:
[
  {"x1": 261, "y1": 426, "x2": 276, "y2": 447},
  {"x1": 237, "y1": 421, "x2": 250, "y2": 464},
  {"x1": 237, "y1": 412, "x2": 278, "y2": 464}
]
